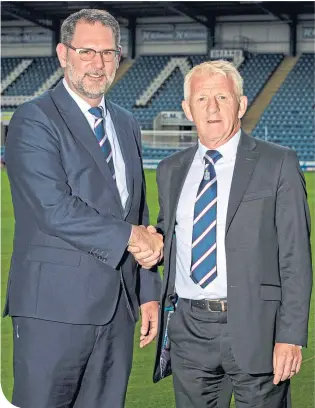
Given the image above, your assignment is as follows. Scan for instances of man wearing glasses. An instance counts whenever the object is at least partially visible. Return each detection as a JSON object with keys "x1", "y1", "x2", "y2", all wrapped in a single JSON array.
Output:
[{"x1": 4, "y1": 9, "x2": 163, "y2": 408}]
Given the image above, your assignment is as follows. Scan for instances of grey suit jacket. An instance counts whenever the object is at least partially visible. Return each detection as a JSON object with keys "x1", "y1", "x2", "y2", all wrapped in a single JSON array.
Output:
[
  {"x1": 153, "y1": 131, "x2": 312, "y2": 381},
  {"x1": 4, "y1": 80, "x2": 161, "y2": 325}
]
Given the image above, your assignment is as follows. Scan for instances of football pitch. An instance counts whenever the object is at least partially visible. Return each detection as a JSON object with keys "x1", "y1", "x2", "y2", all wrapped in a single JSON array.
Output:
[{"x1": 1, "y1": 169, "x2": 314, "y2": 407}]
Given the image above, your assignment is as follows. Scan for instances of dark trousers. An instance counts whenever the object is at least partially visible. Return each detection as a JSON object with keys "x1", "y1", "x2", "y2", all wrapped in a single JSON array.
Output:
[
  {"x1": 169, "y1": 298, "x2": 289, "y2": 408},
  {"x1": 11, "y1": 290, "x2": 135, "y2": 408}
]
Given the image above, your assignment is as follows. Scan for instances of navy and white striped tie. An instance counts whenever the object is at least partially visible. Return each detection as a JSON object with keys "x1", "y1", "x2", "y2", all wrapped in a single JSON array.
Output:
[
  {"x1": 191, "y1": 150, "x2": 222, "y2": 288},
  {"x1": 89, "y1": 106, "x2": 116, "y2": 180}
]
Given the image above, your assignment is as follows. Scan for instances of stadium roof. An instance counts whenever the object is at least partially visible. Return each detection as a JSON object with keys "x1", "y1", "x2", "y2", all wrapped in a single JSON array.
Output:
[{"x1": 2, "y1": 1, "x2": 315, "y2": 29}]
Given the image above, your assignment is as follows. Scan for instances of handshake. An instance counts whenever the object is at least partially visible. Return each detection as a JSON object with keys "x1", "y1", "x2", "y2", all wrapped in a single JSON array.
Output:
[{"x1": 128, "y1": 225, "x2": 164, "y2": 269}]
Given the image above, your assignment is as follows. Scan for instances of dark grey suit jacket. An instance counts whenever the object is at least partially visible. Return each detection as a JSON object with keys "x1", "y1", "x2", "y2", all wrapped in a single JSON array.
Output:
[
  {"x1": 154, "y1": 131, "x2": 312, "y2": 381},
  {"x1": 4, "y1": 80, "x2": 161, "y2": 325}
]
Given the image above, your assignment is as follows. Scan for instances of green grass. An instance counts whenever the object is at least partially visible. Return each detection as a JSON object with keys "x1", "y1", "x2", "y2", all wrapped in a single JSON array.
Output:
[{"x1": 1, "y1": 170, "x2": 314, "y2": 407}]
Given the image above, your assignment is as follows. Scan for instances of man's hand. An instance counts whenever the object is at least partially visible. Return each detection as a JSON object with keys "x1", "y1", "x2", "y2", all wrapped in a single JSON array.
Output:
[
  {"x1": 273, "y1": 343, "x2": 302, "y2": 384},
  {"x1": 140, "y1": 301, "x2": 159, "y2": 348},
  {"x1": 128, "y1": 225, "x2": 163, "y2": 269}
]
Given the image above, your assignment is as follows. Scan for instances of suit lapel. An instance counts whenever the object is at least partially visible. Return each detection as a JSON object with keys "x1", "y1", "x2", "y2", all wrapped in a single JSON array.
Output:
[
  {"x1": 50, "y1": 81, "x2": 123, "y2": 214},
  {"x1": 226, "y1": 131, "x2": 260, "y2": 234},
  {"x1": 107, "y1": 101, "x2": 134, "y2": 219}
]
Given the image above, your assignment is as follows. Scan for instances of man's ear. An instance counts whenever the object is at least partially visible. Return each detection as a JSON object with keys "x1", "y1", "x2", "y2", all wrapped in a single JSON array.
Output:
[
  {"x1": 182, "y1": 100, "x2": 193, "y2": 122},
  {"x1": 56, "y1": 43, "x2": 67, "y2": 68},
  {"x1": 117, "y1": 46, "x2": 122, "y2": 67},
  {"x1": 238, "y1": 95, "x2": 248, "y2": 119}
]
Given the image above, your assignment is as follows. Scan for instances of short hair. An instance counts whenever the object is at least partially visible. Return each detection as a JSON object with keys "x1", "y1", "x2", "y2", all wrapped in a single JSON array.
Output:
[
  {"x1": 184, "y1": 60, "x2": 244, "y2": 102},
  {"x1": 60, "y1": 9, "x2": 120, "y2": 48}
]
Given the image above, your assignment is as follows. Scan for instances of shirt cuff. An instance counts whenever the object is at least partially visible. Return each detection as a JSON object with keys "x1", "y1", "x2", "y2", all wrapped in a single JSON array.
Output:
[{"x1": 288, "y1": 344, "x2": 302, "y2": 349}]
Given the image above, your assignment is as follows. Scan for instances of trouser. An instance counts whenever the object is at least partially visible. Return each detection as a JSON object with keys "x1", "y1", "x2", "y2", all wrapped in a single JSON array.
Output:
[
  {"x1": 11, "y1": 290, "x2": 135, "y2": 408},
  {"x1": 169, "y1": 298, "x2": 289, "y2": 408}
]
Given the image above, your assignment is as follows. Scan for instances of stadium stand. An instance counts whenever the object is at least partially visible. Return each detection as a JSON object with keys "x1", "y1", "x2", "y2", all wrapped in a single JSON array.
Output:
[
  {"x1": 239, "y1": 53, "x2": 284, "y2": 106},
  {"x1": 107, "y1": 55, "x2": 173, "y2": 129},
  {"x1": 142, "y1": 147, "x2": 179, "y2": 160},
  {"x1": 3, "y1": 56, "x2": 60, "y2": 96},
  {"x1": 252, "y1": 53, "x2": 315, "y2": 161},
  {"x1": 107, "y1": 53, "x2": 285, "y2": 130},
  {"x1": 1, "y1": 52, "x2": 314, "y2": 162},
  {"x1": 1, "y1": 57, "x2": 23, "y2": 80}
]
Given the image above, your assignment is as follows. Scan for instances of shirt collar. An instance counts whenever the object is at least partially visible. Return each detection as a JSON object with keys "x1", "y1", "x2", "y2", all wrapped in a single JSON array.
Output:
[
  {"x1": 198, "y1": 129, "x2": 241, "y2": 164},
  {"x1": 63, "y1": 77, "x2": 107, "y2": 117}
]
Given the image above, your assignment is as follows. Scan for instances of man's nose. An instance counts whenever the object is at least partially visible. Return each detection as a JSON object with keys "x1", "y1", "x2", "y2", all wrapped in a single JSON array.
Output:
[
  {"x1": 207, "y1": 98, "x2": 219, "y2": 113},
  {"x1": 92, "y1": 52, "x2": 105, "y2": 69}
]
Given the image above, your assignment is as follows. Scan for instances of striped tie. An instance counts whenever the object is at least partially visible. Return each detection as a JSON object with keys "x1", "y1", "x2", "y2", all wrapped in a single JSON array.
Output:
[
  {"x1": 89, "y1": 106, "x2": 116, "y2": 180},
  {"x1": 191, "y1": 150, "x2": 222, "y2": 288}
]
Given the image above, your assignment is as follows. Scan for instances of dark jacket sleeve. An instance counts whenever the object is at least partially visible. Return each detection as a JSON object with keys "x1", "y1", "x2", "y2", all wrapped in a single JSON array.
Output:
[
  {"x1": 5, "y1": 102, "x2": 132, "y2": 269},
  {"x1": 275, "y1": 149, "x2": 313, "y2": 346}
]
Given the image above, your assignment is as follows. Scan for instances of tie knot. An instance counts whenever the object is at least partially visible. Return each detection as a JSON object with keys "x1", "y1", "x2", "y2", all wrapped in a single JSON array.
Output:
[
  {"x1": 89, "y1": 106, "x2": 103, "y2": 119},
  {"x1": 205, "y1": 150, "x2": 222, "y2": 165}
]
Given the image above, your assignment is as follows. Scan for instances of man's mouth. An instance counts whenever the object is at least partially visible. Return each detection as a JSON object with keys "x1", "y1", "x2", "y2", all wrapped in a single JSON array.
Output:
[
  {"x1": 86, "y1": 73, "x2": 106, "y2": 79},
  {"x1": 207, "y1": 120, "x2": 221, "y2": 124}
]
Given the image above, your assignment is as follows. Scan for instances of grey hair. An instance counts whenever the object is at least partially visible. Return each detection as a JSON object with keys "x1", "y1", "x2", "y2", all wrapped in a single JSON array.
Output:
[
  {"x1": 60, "y1": 9, "x2": 120, "y2": 48},
  {"x1": 184, "y1": 60, "x2": 244, "y2": 102}
]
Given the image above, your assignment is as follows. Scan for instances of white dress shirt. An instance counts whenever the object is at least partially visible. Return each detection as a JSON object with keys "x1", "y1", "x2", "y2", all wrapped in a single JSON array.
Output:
[
  {"x1": 63, "y1": 78, "x2": 129, "y2": 209},
  {"x1": 175, "y1": 130, "x2": 241, "y2": 300}
]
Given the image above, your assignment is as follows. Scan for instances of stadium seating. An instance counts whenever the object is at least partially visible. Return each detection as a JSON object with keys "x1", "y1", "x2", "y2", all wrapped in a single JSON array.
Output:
[
  {"x1": 1, "y1": 57, "x2": 23, "y2": 80},
  {"x1": 1, "y1": 53, "x2": 314, "y2": 161},
  {"x1": 142, "y1": 146, "x2": 179, "y2": 160},
  {"x1": 1, "y1": 53, "x2": 284, "y2": 120},
  {"x1": 3, "y1": 57, "x2": 60, "y2": 96},
  {"x1": 239, "y1": 53, "x2": 283, "y2": 105},
  {"x1": 107, "y1": 55, "x2": 172, "y2": 129},
  {"x1": 107, "y1": 53, "x2": 284, "y2": 129},
  {"x1": 253, "y1": 53, "x2": 315, "y2": 161},
  {"x1": 108, "y1": 55, "x2": 214, "y2": 129}
]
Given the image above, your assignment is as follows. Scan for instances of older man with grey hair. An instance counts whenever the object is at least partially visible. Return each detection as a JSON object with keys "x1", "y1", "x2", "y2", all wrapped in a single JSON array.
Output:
[
  {"x1": 4, "y1": 8, "x2": 163, "y2": 408},
  {"x1": 151, "y1": 60, "x2": 312, "y2": 407}
]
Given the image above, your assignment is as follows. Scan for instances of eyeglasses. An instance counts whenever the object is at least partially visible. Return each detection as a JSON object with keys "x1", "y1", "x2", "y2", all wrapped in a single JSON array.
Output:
[{"x1": 65, "y1": 44, "x2": 120, "y2": 62}]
